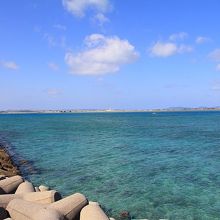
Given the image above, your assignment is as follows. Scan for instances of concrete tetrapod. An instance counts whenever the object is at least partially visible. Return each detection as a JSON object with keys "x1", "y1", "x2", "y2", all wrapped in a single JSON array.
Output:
[
  {"x1": 0, "y1": 176, "x2": 23, "y2": 194},
  {"x1": 6, "y1": 199, "x2": 64, "y2": 220},
  {"x1": 39, "y1": 185, "x2": 50, "y2": 192},
  {"x1": 80, "y1": 202, "x2": 110, "y2": 220},
  {"x1": 0, "y1": 190, "x2": 62, "y2": 208},
  {"x1": 6, "y1": 192, "x2": 88, "y2": 220},
  {"x1": 49, "y1": 193, "x2": 88, "y2": 220},
  {"x1": 15, "y1": 181, "x2": 35, "y2": 194}
]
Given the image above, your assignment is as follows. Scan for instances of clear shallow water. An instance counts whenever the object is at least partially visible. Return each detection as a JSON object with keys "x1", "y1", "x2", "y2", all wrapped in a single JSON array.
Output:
[{"x1": 0, "y1": 112, "x2": 220, "y2": 219}]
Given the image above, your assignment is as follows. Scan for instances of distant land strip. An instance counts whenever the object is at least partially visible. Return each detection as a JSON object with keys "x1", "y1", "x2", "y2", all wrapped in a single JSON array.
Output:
[{"x1": 1, "y1": 107, "x2": 220, "y2": 114}]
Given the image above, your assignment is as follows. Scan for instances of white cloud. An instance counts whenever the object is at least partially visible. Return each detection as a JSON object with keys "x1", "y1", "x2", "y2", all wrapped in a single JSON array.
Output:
[
  {"x1": 48, "y1": 62, "x2": 59, "y2": 71},
  {"x1": 0, "y1": 60, "x2": 19, "y2": 70},
  {"x1": 93, "y1": 13, "x2": 109, "y2": 25},
  {"x1": 150, "y1": 42, "x2": 193, "y2": 57},
  {"x1": 53, "y1": 24, "x2": 66, "y2": 31},
  {"x1": 216, "y1": 64, "x2": 220, "y2": 71},
  {"x1": 208, "y1": 49, "x2": 220, "y2": 71},
  {"x1": 65, "y1": 34, "x2": 139, "y2": 75},
  {"x1": 178, "y1": 44, "x2": 193, "y2": 53},
  {"x1": 209, "y1": 49, "x2": 220, "y2": 62},
  {"x1": 150, "y1": 42, "x2": 177, "y2": 57},
  {"x1": 169, "y1": 32, "x2": 188, "y2": 41},
  {"x1": 43, "y1": 33, "x2": 66, "y2": 48},
  {"x1": 62, "y1": 0, "x2": 110, "y2": 17},
  {"x1": 196, "y1": 36, "x2": 210, "y2": 44}
]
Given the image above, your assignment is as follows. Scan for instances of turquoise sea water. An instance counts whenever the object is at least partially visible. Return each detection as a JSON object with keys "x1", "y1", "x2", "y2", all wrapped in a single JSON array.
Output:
[{"x1": 0, "y1": 112, "x2": 220, "y2": 219}]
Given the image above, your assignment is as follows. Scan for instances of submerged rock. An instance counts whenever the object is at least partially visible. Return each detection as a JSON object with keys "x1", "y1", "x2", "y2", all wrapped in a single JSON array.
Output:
[
  {"x1": 19, "y1": 159, "x2": 28, "y2": 165},
  {"x1": 119, "y1": 210, "x2": 130, "y2": 219}
]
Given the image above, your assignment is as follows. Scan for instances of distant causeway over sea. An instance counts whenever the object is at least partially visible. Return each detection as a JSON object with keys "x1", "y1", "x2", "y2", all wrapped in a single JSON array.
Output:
[{"x1": 1, "y1": 111, "x2": 220, "y2": 219}]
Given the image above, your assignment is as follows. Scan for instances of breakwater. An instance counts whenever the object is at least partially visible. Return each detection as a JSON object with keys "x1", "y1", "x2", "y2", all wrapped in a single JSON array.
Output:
[
  {"x1": 0, "y1": 141, "x2": 131, "y2": 220},
  {"x1": 0, "y1": 175, "x2": 116, "y2": 220},
  {"x1": 0, "y1": 142, "x2": 117, "y2": 220}
]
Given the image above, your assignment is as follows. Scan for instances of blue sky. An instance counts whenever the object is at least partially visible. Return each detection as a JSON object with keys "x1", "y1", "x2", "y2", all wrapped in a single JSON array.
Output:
[{"x1": 1, "y1": 0, "x2": 220, "y2": 110}]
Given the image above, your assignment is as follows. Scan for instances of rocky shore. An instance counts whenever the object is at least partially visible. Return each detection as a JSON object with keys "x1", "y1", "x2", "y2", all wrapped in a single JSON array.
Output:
[
  {"x1": 0, "y1": 144, "x2": 20, "y2": 177},
  {"x1": 0, "y1": 143, "x2": 120, "y2": 220}
]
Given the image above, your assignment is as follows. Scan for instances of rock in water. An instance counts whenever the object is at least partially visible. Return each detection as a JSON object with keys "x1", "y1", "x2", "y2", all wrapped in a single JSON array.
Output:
[{"x1": 119, "y1": 210, "x2": 130, "y2": 219}]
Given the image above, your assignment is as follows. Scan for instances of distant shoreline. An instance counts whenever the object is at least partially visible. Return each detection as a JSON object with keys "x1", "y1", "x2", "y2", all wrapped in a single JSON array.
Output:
[{"x1": 1, "y1": 108, "x2": 220, "y2": 114}]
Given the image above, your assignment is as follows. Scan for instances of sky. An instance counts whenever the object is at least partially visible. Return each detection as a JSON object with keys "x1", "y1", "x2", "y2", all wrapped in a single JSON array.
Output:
[{"x1": 1, "y1": 0, "x2": 220, "y2": 110}]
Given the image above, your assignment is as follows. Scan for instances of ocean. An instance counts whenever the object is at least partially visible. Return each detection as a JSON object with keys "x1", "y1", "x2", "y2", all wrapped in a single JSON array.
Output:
[{"x1": 0, "y1": 112, "x2": 220, "y2": 219}]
